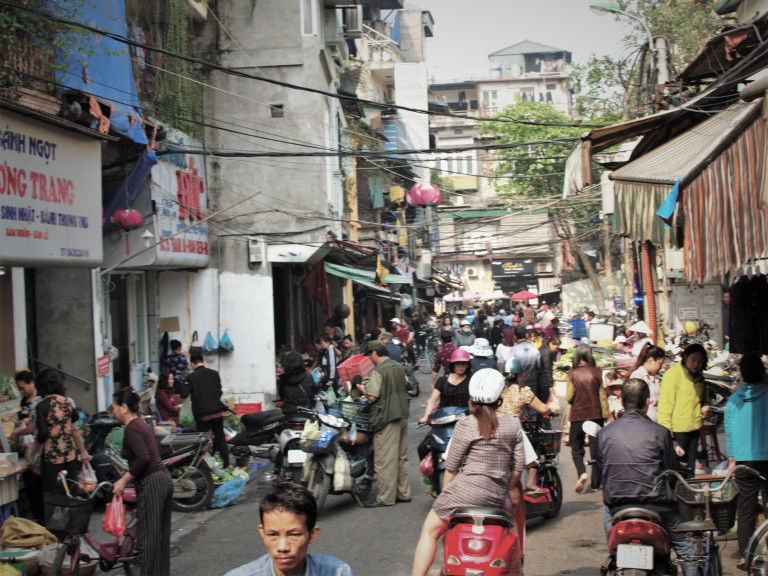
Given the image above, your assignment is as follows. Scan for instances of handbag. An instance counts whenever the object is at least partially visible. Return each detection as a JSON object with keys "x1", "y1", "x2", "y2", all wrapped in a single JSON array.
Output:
[{"x1": 102, "y1": 494, "x2": 126, "y2": 537}]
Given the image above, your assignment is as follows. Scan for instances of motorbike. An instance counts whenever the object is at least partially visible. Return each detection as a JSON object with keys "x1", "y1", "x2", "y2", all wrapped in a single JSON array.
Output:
[
  {"x1": 442, "y1": 506, "x2": 523, "y2": 576},
  {"x1": 392, "y1": 337, "x2": 421, "y2": 397},
  {"x1": 600, "y1": 507, "x2": 674, "y2": 576},
  {"x1": 84, "y1": 411, "x2": 219, "y2": 512},
  {"x1": 521, "y1": 416, "x2": 563, "y2": 521},
  {"x1": 225, "y1": 408, "x2": 310, "y2": 484},
  {"x1": 420, "y1": 406, "x2": 469, "y2": 496},
  {"x1": 298, "y1": 405, "x2": 375, "y2": 514}
]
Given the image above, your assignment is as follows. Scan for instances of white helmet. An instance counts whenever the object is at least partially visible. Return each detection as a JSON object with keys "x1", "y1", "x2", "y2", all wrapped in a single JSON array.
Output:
[
  {"x1": 469, "y1": 369, "x2": 505, "y2": 404},
  {"x1": 460, "y1": 319, "x2": 471, "y2": 326},
  {"x1": 390, "y1": 318, "x2": 401, "y2": 325}
]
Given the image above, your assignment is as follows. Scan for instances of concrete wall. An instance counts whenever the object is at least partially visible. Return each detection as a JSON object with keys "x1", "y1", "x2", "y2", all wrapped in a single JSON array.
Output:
[
  {"x1": 398, "y1": 10, "x2": 426, "y2": 63},
  {"x1": 561, "y1": 272, "x2": 623, "y2": 315},
  {"x1": 35, "y1": 269, "x2": 97, "y2": 413}
]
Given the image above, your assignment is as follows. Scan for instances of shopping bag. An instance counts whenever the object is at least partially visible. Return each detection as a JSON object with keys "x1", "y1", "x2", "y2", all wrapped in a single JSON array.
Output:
[
  {"x1": 547, "y1": 390, "x2": 561, "y2": 414},
  {"x1": 179, "y1": 399, "x2": 196, "y2": 431},
  {"x1": 202, "y1": 331, "x2": 218, "y2": 355},
  {"x1": 333, "y1": 454, "x2": 352, "y2": 491},
  {"x1": 418, "y1": 453, "x2": 434, "y2": 476},
  {"x1": 102, "y1": 494, "x2": 126, "y2": 537},
  {"x1": 219, "y1": 330, "x2": 234, "y2": 354},
  {"x1": 210, "y1": 475, "x2": 247, "y2": 508},
  {"x1": 78, "y1": 462, "x2": 98, "y2": 492}
]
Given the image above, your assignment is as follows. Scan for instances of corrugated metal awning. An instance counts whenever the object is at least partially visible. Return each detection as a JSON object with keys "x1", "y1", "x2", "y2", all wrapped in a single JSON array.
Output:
[{"x1": 611, "y1": 100, "x2": 763, "y2": 186}]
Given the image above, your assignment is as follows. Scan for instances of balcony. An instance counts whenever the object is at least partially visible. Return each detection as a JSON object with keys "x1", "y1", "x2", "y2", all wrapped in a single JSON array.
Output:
[{"x1": 360, "y1": 25, "x2": 402, "y2": 80}]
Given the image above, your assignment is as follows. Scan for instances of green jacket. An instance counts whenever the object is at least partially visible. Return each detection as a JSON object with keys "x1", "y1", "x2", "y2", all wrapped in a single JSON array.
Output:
[
  {"x1": 658, "y1": 362, "x2": 710, "y2": 433},
  {"x1": 366, "y1": 358, "x2": 409, "y2": 431}
]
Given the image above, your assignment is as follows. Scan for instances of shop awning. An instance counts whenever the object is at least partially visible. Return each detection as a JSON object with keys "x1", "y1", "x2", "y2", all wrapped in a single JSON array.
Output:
[
  {"x1": 611, "y1": 99, "x2": 763, "y2": 246},
  {"x1": 324, "y1": 262, "x2": 412, "y2": 284}
]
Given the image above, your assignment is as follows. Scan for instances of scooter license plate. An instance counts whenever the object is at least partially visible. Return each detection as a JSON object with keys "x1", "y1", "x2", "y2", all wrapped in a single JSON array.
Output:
[
  {"x1": 616, "y1": 544, "x2": 654, "y2": 570},
  {"x1": 287, "y1": 450, "x2": 308, "y2": 464}
]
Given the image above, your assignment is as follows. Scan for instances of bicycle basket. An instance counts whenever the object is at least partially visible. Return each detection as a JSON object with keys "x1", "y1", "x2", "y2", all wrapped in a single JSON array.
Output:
[
  {"x1": 538, "y1": 430, "x2": 562, "y2": 458},
  {"x1": 44, "y1": 492, "x2": 95, "y2": 538},
  {"x1": 675, "y1": 477, "x2": 738, "y2": 532}
]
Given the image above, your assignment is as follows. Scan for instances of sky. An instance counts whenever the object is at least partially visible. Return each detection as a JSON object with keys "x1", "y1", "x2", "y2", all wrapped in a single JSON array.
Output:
[{"x1": 407, "y1": 0, "x2": 638, "y2": 82}]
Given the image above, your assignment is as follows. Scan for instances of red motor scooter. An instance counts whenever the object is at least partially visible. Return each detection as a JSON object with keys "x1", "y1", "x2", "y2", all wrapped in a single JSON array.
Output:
[
  {"x1": 441, "y1": 504, "x2": 524, "y2": 576},
  {"x1": 600, "y1": 507, "x2": 672, "y2": 576}
]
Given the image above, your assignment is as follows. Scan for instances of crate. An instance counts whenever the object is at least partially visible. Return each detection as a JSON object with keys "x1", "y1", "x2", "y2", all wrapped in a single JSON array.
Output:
[
  {"x1": 334, "y1": 400, "x2": 371, "y2": 432},
  {"x1": 43, "y1": 493, "x2": 95, "y2": 539},
  {"x1": 571, "y1": 320, "x2": 587, "y2": 339},
  {"x1": 675, "y1": 477, "x2": 738, "y2": 532},
  {"x1": 234, "y1": 402, "x2": 262, "y2": 417},
  {"x1": 337, "y1": 355, "x2": 374, "y2": 383}
]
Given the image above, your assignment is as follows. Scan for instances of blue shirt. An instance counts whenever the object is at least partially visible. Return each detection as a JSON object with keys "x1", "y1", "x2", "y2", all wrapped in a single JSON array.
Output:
[{"x1": 224, "y1": 553, "x2": 354, "y2": 576}]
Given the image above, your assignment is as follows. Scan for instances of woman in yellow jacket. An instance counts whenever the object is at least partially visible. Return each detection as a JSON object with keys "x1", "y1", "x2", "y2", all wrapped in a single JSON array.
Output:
[{"x1": 658, "y1": 343, "x2": 711, "y2": 474}]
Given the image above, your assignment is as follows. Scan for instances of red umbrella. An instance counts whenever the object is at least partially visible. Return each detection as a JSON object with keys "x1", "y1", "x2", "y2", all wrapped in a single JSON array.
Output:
[{"x1": 510, "y1": 290, "x2": 538, "y2": 300}]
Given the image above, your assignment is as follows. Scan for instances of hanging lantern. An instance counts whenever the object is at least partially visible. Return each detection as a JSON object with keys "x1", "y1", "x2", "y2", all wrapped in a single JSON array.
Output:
[
  {"x1": 111, "y1": 209, "x2": 145, "y2": 230},
  {"x1": 407, "y1": 182, "x2": 442, "y2": 207}
]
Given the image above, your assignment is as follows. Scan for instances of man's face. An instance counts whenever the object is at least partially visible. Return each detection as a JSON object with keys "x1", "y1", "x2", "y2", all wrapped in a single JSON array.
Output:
[
  {"x1": 324, "y1": 325, "x2": 334, "y2": 337},
  {"x1": 259, "y1": 509, "x2": 320, "y2": 576}
]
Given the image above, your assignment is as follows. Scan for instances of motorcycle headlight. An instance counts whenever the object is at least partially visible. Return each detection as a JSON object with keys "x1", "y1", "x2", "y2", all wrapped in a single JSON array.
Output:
[{"x1": 429, "y1": 414, "x2": 461, "y2": 426}]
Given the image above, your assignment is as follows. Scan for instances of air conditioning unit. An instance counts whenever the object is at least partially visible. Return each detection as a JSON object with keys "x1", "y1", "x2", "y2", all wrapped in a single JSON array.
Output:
[
  {"x1": 344, "y1": 5, "x2": 363, "y2": 39},
  {"x1": 466, "y1": 267, "x2": 478, "y2": 278}
]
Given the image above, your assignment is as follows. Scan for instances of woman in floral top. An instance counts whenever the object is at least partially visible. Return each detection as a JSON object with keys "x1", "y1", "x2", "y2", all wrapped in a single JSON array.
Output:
[{"x1": 35, "y1": 370, "x2": 89, "y2": 493}]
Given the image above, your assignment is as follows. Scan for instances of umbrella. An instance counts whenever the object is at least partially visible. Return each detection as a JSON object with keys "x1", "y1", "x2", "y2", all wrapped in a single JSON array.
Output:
[
  {"x1": 480, "y1": 290, "x2": 507, "y2": 301},
  {"x1": 510, "y1": 290, "x2": 538, "y2": 300},
  {"x1": 442, "y1": 290, "x2": 480, "y2": 302}
]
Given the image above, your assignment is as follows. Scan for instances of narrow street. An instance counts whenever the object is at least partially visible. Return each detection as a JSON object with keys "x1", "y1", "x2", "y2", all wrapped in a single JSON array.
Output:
[{"x1": 143, "y1": 370, "x2": 743, "y2": 576}]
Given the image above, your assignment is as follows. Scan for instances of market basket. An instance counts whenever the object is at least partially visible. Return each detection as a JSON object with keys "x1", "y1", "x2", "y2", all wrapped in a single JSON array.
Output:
[
  {"x1": 44, "y1": 492, "x2": 94, "y2": 539},
  {"x1": 337, "y1": 355, "x2": 374, "y2": 383},
  {"x1": 675, "y1": 477, "x2": 738, "y2": 532},
  {"x1": 333, "y1": 400, "x2": 370, "y2": 432}
]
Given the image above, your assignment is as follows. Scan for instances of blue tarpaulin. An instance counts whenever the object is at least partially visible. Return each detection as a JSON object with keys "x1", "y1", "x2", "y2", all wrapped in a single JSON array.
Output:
[
  {"x1": 55, "y1": 0, "x2": 147, "y2": 145},
  {"x1": 103, "y1": 150, "x2": 158, "y2": 232}
]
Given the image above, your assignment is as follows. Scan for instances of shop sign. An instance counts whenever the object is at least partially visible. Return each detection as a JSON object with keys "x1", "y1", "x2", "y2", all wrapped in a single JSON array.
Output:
[
  {"x1": 0, "y1": 109, "x2": 102, "y2": 266},
  {"x1": 491, "y1": 260, "x2": 534, "y2": 278},
  {"x1": 97, "y1": 355, "x2": 111, "y2": 376}
]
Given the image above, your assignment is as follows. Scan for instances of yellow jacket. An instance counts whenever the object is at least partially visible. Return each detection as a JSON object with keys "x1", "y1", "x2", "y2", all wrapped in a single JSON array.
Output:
[{"x1": 657, "y1": 362, "x2": 710, "y2": 433}]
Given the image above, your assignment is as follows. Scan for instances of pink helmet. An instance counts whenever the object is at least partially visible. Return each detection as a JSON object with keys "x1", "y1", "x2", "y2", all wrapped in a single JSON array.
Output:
[{"x1": 450, "y1": 348, "x2": 471, "y2": 363}]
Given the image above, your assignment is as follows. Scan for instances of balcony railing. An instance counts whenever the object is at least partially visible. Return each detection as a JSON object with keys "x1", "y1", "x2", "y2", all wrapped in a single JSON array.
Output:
[{"x1": 359, "y1": 24, "x2": 402, "y2": 65}]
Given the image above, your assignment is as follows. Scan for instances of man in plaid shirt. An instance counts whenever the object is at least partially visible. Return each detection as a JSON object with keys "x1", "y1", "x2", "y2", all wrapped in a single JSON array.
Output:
[{"x1": 430, "y1": 331, "x2": 456, "y2": 389}]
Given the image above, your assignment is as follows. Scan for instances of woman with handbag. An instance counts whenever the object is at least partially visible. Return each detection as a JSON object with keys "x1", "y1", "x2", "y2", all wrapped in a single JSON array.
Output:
[{"x1": 112, "y1": 389, "x2": 173, "y2": 576}]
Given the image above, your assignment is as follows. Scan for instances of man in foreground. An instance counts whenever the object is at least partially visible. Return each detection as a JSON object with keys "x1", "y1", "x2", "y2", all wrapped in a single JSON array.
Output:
[
  {"x1": 224, "y1": 482, "x2": 354, "y2": 576},
  {"x1": 595, "y1": 378, "x2": 694, "y2": 569}
]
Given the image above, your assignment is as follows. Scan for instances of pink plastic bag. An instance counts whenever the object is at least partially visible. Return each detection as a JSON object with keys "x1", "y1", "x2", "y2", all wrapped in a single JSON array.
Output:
[
  {"x1": 418, "y1": 454, "x2": 434, "y2": 476},
  {"x1": 102, "y1": 494, "x2": 126, "y2": 537}
]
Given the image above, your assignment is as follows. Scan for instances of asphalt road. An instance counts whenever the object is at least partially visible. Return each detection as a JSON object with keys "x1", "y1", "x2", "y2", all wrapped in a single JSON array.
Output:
[{"x1": 91, "y1": 369, "x2": 744, "y2": 576}]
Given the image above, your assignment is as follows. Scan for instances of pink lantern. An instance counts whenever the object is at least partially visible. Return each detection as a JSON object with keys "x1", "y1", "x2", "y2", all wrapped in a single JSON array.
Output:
[
  {"x1": 407, "y1": 182, "x2": 442, "y2": 207},
  {"x1": 111, "y1": 209, "x2": 145, "y2": 230}
]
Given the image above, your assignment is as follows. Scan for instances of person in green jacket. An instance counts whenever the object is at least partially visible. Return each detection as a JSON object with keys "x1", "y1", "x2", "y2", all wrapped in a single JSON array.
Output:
[{"x1": 658, "y1": 343, "x2": 711, "y2": 474}]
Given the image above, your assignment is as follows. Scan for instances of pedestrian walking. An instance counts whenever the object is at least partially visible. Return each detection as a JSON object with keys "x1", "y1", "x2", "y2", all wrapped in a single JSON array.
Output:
[
  {"x1": 355, "y1": 341, "x2": 410, "y2": 508},
  {"x1": 112, "y1": 388, "x2": 173, "y2": 576}
]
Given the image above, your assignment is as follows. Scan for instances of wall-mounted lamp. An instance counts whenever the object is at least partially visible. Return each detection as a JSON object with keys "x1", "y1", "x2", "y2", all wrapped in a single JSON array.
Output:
[{"x1": 141, "y1": 229, "x2": 155, "y2": 248}]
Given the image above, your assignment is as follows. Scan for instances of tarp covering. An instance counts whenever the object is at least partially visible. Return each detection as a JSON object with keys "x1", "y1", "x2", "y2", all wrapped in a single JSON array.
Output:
[
  {"x1": 324, "y1": 262, "x2": 412, "y2": 284},
  {"x1": 55, "y1": 0, "x2": 147, "y2": 145},
  {"x1": 103, "y1": 150, "x2": 158, "y2": 232}
]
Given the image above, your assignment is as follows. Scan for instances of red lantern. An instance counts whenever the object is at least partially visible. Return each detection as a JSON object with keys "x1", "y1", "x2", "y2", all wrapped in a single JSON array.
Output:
[
  {"x1": 111, "y1": 209, "x2": 145, "y2": 230},
  {"x1": 407, "y1": 182, "x2": 442, "y2": 206}
]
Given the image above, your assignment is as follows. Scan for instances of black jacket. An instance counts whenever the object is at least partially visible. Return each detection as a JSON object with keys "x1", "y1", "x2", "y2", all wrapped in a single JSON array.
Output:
[
  {"x1": 185, "y1": 365, "x2": 226, "y2": 419},
  {"x1": 278, "y1": 369, "x2": 315, "y2": 413},
  {"x1": 595, "y1": 408, "x2": 680, "y2": 512}
]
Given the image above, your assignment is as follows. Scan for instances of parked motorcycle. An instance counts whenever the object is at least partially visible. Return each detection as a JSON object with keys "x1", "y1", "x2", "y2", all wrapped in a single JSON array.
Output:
[
  {"x1": 442, "y1": 506, "x2": 523, "y2": 576},
  {"x1": 600, "y1": 507, "x2": 673, "y2": 576},
  {"x1": 521, "y1": 416, "x2": 563, "y2": 520},
  {"x1": 298, "y1": 405, "x2": 374, "y2": 514},
  {"x1": 420, "y1": 406, "x2": 469, "y2": 496},
  {"x1": 84, "y1": 411, "x2": 218, "y2": 512}
]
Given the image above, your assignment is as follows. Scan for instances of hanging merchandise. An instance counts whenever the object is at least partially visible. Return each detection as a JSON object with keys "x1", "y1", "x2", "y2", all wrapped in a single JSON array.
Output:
[
  {"x1": 219, "y1": 330, "x2": 234, "y2": 353},
  {"x1": 202, "y1": 331, "x2": 218, "y2": 354}
]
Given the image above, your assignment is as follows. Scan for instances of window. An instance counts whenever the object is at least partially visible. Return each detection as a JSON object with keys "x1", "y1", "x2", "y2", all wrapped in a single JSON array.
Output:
[
  {"x1": 453, "y1": 128, "x2": 464, "y2": 135},
  {"x1": 270, "y1": 104, "x2": 284, "y2": 118},
  {"x1": 301, "y1": 0, "x2": 319, "y2": 36},
  {"x1": 546, "y1": 83, "x2": 557, "y2": 90}
]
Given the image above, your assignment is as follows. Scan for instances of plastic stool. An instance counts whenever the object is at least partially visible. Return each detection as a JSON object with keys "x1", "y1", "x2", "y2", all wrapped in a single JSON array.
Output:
[
  {"x1": 0, "y1": 501, "x2": 19, "y2": 528},
  {"x1": 699, "y1": 422, "x2": 723, "y2": 465}
]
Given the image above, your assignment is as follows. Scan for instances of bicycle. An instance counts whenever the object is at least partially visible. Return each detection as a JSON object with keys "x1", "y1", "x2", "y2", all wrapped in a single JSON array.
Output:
[
  {"x1": 417, "y1": 327, "x2": 439, "y2": 375},
  {"x1": 44, "y1": 473, "x2": 139, "y2": 576},
  {"x1": 654, "y1": 465, "x2": 763, "y2": 576}
]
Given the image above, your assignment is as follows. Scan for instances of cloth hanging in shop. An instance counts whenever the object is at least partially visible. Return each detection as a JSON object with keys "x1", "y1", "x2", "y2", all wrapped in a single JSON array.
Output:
[
  {"x1": 302, "y1": 262, "x2": 332, "y2": 318},
  {"x1": 368, "y1": 176, "x2": 384, "y2": 209}
]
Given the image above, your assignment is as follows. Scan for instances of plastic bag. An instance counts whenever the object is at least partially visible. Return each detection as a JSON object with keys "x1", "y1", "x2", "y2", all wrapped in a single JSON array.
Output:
[
  {"x1": 418, "y1": 453, "x2": 434, "y2": 476},
  {"x1": 179, "y1": 399, "x2": 196, "y2": 431},
  {"x1": 0, "y1": 517, "x2": 57, "y2": 548},
  {"x1": 299, "y1": 420, "x2": 338, "y2": 454},
  {"x1": 210, "y1": 475, "x2": 246, "y2": 508},
  {"x1": 102, "y1": 495, "x2": 126, "y2": 537},
  {"x1": 78, "y1": 462, "x2": 97, "y2": 493},
  {"x1": 333, "y1": 454, "x2": 352, "y2": 491},
  {"x1": 219, "y1": 330, "x2": 234, "y2": 354},
  {"x1": 547, "y1": 390, "x2": 561, "y2": 414},
  {"x1": 202, "y1": 331, "x2": 218, "y2": 355}
]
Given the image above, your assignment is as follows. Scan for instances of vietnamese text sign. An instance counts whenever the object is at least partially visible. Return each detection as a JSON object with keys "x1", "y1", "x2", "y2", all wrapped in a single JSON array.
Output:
[
  {"x1": 97, "y1": 355, "x2": 111, "y2": 376},
  {"x1": 0, "y1": 109, "x2": 102, "y2": 266}
]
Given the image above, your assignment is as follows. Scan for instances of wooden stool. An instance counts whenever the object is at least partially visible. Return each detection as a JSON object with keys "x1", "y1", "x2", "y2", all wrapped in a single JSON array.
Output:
[{"x1": 699, "y1": 422, "x2": 724, "y2": 466}]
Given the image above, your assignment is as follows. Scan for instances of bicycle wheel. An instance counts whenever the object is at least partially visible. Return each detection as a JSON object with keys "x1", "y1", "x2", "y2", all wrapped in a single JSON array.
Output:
[
  {"x1": 51, "y1": 539, "x2": 81, "y2": 576},
  {"x1": 747, "y1": 517, "x2": 768, "y2": 573},
  {"x1": 705, "y1": 536, "x2": 722, "y2": 576},
  {"x1": 419, "y1": 348, "x2": 433, "y2": 374}
]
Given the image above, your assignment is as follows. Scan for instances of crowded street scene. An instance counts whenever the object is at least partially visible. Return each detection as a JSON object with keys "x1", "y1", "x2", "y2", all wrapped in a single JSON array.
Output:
[{"x1": 2, "y1": 0, "x2": 768, "y2": 574}]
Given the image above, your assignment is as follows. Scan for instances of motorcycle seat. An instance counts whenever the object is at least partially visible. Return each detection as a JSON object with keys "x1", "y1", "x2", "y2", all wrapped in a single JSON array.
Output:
[
  {"x1": 610, "y1": 507, "x2": 663, "y2": 525},
  {"x1": 675, "y1": 520, "x2": 717, "y2": 533},
  {"x1": 284, "y1": 415, "x2": 309, "y2": 424},
  {"x1": 242, "y1": 410, "x2": 285, "y2": 430},
  {"x1": 450, "y1": 507, "x2": 515, "y2": 527}
]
